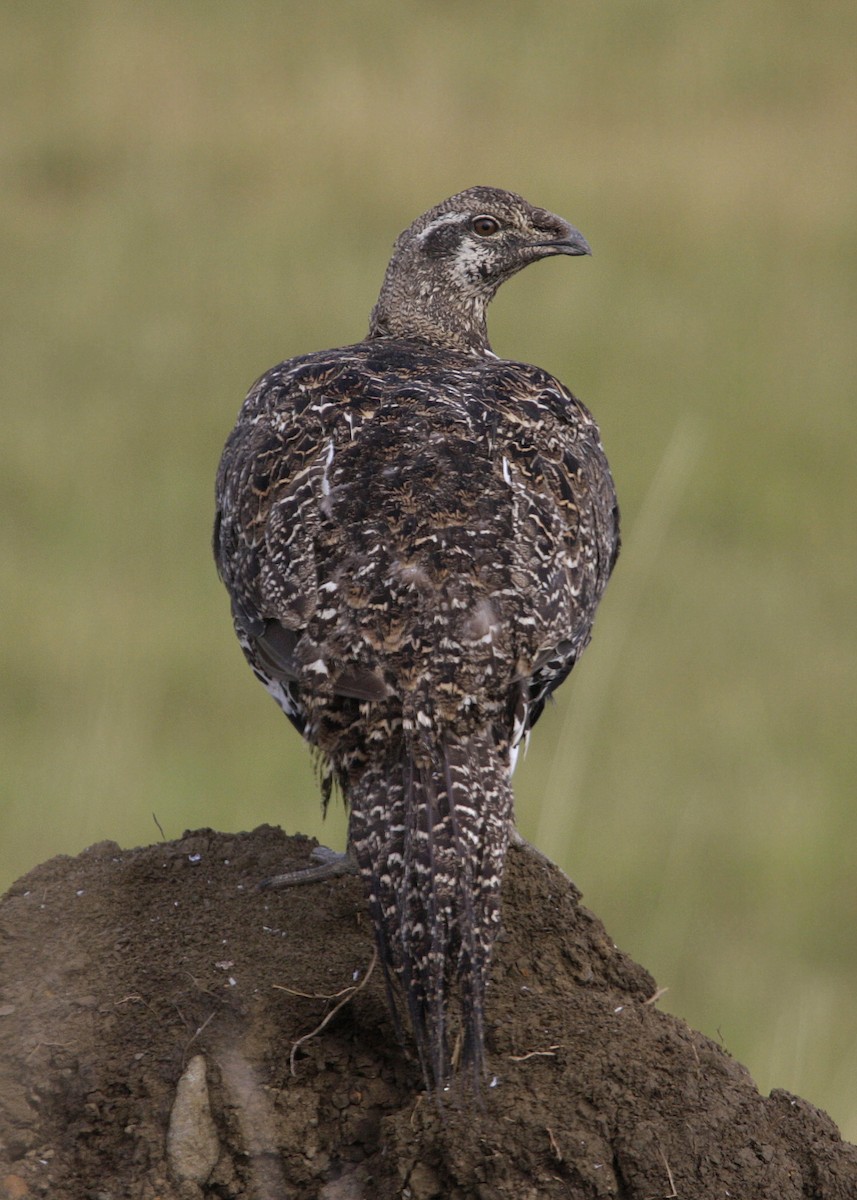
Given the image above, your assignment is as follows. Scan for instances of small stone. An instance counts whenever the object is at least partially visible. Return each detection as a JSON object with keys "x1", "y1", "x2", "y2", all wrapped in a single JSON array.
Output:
[
  {"x1": 166, "y1": 1055, "x2": 220, "y2": 1184},
  {"x1": 407, "y1": 1161, "x2": 442, "y2": 1200},
  {"x1": 1, "y1": 1175, "x2": 31, "y2": 1199},
  {"x1": 318, "y1": 1164, "x2": 369, "y2": 1199}
]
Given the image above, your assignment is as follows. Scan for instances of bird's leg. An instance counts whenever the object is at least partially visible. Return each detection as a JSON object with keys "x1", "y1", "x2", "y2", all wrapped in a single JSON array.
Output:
[
  {"x1": 508, "y1": 824, "x2": 572, "y2": 881},
  {"x1": 508, "y1": 824, "x2": 545, "y2": 857},
  {"x1": 259, "y1": 843, "x2": 359, "y2": 891}
]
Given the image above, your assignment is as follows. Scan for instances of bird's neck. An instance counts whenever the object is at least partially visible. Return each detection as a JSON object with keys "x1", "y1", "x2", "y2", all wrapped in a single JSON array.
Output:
[{"x1": 367, "y1": 263, "x2": 494, "y2": 355}]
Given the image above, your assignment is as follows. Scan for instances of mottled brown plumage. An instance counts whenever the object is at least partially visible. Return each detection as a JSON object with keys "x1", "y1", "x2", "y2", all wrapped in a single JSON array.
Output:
[{"x1": 214, "y1": 187, "x2": 619, "y2": 1088}]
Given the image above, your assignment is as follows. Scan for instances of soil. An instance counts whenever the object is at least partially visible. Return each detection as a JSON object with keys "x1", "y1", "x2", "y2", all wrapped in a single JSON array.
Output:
[{"x1": 1, "y1": 825, "x2": 854, "y2": 1199}]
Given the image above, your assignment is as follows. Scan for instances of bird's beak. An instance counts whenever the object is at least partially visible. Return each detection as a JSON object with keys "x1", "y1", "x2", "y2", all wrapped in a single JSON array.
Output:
[{"x1": 538, "y1": 225, "x2": 592, "y2": 257}]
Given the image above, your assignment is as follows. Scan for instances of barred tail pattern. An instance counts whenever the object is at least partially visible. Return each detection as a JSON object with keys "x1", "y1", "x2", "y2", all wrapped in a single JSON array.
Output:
[{"x1": 347, "y1": 728, "x2": 512, "y2": 1089}]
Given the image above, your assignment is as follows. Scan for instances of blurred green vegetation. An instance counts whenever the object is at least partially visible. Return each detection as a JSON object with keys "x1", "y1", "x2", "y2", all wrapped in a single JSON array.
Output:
[{"x1": 2, "y1": 0, "x2": 855, "y2": 1140}]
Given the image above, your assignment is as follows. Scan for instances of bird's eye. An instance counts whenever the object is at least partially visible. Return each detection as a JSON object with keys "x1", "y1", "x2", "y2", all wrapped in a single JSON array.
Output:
[{"x1": 471, "y1": 215, "x2": 501, "y2": 237}]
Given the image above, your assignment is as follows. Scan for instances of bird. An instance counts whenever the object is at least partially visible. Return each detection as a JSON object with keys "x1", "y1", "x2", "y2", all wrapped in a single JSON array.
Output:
[{"x1": 213, "y1": 186, "x2": 619, "y2": 1091}]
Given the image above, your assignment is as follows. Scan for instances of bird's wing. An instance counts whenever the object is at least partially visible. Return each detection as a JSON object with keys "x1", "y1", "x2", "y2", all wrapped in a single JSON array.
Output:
[
  {"x1": 214, "y1": 354, "x2": 391, "y2": 706},
  {"x1": 486, "y1": 365, "x2": 619, "y2": 733}
]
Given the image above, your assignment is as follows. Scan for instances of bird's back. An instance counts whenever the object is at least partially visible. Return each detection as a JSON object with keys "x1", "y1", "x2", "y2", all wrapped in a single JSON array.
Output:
[
  {"x1": 216, "y1": 339, "x2": 615, "y2": 731},
  {"x1": 215, "y1": 335, "x2": 617, "y2": 1085}
]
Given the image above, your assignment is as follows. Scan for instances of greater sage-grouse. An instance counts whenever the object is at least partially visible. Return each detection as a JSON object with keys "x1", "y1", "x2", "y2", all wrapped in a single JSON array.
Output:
[{"x1": 214, "y1": 186, "x2": 619, "y2": 1089}]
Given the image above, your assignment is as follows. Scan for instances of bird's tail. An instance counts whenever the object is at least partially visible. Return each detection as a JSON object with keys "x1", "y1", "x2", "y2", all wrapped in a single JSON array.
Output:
[{"x1": 347, "y1": 726, "x2": 512, "y2": 1090}]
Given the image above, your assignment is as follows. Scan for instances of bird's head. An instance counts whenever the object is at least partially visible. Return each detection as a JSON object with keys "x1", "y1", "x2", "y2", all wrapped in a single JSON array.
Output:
[{"x1": 368, "y1": 186, "x2": 591, "y2": 354}]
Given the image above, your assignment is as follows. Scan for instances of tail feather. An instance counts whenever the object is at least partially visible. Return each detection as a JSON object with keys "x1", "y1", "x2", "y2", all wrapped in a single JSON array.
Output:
[{"x1": 347, "y1": 727, "x2": 512, "y2": 1089}]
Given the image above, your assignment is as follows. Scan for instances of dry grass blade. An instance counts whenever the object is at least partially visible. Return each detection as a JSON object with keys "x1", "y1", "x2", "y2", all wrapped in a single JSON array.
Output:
[{"x1": 288, "y1": 949, "x2": 378, "y2": 1076}]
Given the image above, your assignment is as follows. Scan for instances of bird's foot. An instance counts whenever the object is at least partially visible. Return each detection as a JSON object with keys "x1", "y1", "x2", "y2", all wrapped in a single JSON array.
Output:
[{"x1": 259, "y1": 844, "x2": 358, "y2": 891}]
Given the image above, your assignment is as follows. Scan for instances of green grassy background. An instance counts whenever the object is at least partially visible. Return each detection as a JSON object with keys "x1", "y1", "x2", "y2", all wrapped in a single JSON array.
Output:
[{"x1": 2, "y1": 1, "x2": 855, "y2": 1139}]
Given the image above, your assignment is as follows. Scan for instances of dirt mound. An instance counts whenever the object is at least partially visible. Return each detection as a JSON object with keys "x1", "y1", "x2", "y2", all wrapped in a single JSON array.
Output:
[{"x1": 1, "y1": 826, "x2": 854, "y2": 1199}]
